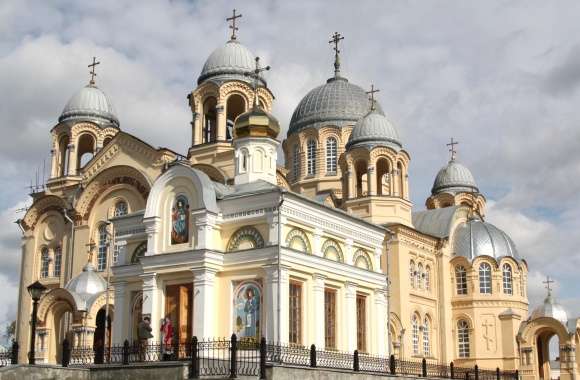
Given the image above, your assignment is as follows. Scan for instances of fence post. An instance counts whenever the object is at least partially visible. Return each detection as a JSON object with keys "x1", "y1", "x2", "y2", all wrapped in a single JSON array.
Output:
[
  {"x1": 389, "y1": 354, "x2": 395, "y2": 375},
  {"x1": 230, "y1": 334, "x2": 238, "y2": 379},
  {"x1": 466, "y1": 371, "x2": 470, "y2": 380},
  {"x1": 10, "y1": 340, "x2": 18, "y2": 365},
  {"x1": 496, "y1": 367, "x2": 501, "y2": 380},
  {"x1": 259, "y1": 337, "x2": 267, "y2": 380},
  {"x1": 310, "y1": 344, "x2": 317, "y2": 368},
  {"x1": 191, "y1": 336, "x2": 199, "y2": 379},
  {"x1": 515, "y1": 370, "x2": 519, "y2": 380},
  {"x1": 94, "y1": 342, "x2": 104, "y2": 364},
  {"x1": 123, "y1": 340, "x2": 130, "y2": 365},
  {"x1": 61, "y1": 339, "x2": 70, "y2": 367},
  {"x1": 450, "y1": 362, "x2": 454, "y2": 379},
  {"x1": 353, "y1": 350, "x2": 360, "y2": 372},
  {"x1": 422, "y1": 357, "x2": 427, "y2": 377},
  {"x1": 475, "y1": 365, "x2": 479, "y2": 380}
]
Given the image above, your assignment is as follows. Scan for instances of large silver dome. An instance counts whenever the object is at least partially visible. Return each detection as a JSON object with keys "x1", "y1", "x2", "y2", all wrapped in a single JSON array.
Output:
[
  {"x1": 432, "y1": 160, "x2": 478, "y2": 195},
  {"x1": 288, "y1": 76, "x2": 383, "y2": 135},
  {"x1": 65, "y1": 262, "x2": 107, "y2": 298},
  {"x1": 59, "y1": 84, "x2": 119, "y2": 128},
  {"x1": 531, "y1": 293, "x2": 568, "y2": 325},
  {"x1": 453, "y1": 218, "x2": 520, "y2": 261},
  {"x1": 198, "y1": 40, "x2": 261, "y2": 85},
  {"x1": 346, "y1": 109, "x2": 401, "y2": 151}
]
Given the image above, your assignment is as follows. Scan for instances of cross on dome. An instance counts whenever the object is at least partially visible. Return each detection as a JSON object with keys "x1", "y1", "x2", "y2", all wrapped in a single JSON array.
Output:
[
  {"x1": 88, "y1": 56, "x2": 100, "y2": 86},
  {"x1": 329, "y1": 32, "x2": 344, "y2": 77},
  {"x1": 543, "y1": 276, "x2": 555, "y2": 295},
  {"x1": 366, "y1": 84, "x2": 380, "y2": 111},
  {"x1": 227, "y1": 9, "x2": 242, "y2": 41},
  {"x1": 447, "y1": 137, "x2": 459, "y2": 161},
  {"x1": 245, "y1": 56, "x2": 270, "y2": 107}
]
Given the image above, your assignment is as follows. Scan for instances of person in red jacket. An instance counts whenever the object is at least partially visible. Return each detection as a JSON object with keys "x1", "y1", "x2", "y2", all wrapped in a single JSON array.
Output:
[{"x1": 160, "y1": 317, "x2": 174, "y2": 359}]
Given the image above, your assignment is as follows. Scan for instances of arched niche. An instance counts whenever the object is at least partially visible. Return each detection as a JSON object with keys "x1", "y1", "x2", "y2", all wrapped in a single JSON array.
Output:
[
  {"x1": 353, "y1": 249, "x2": 373, "y2": 271},
  {"x1": 77, "y1": 133, "x2": 96, "y2": 169},
  {"x1": 203, "y1": 97, "x2": 217, "y2": 143},
  {"x1": 227, "y1": 226, "x2": 265, "y2": 252},
  {"x1": 226, "y1": 94, "x2": 246, "y2": 140},
  {"x1": 321, "y1": 239, "x2": 344, "y2": 262},
  {"x1": 376, "y1": 157, "x2": 391, "y2": 196},
  {"x1": 355, "y1": 160, "x2": 368, "y2": 198},
  {"x1": 285, "y1": 228, "x2": 311, "y2": 254}
]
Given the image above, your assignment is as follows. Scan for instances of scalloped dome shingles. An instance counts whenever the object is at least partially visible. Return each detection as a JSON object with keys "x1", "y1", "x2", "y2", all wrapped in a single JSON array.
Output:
[
  {"x1": 198, "y1": 40, "x2": 258, "y2": 85},
  {"x1": 59, "y1": 84, "x2": 119, "y2": 128},
  {"x1": 431, "y1": 160, "x2": 478, "y2": 195},
  {"x1": 288, "y1": 77, "x2": 383, "y2": 135},
  {"x1": 346, "y1": 110, "x2": 402, "y2": 150},
  {"x1": 65, "y1": 262, "x2": 107, "y2": 299},
  {"x1": 453, "y1": 218, "x2": 520, "y2": 262}
]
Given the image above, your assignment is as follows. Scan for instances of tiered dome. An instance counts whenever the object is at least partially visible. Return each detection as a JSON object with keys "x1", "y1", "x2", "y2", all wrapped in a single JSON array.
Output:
[
  {"x1": 346, "y1": 109, "x2": 402, "y2": 150},
  {"x1": 531, "y1": 293, "x2": 568, "y2": 325},
  {"x1": 288, "y1": 76, "x2": 383, "y2": 135},
  {"x1": 453, "y1": 218, "x2": 520, "y2": 261},
  {"x1": 432, "y1": 160, "x2": 478, "y2": 195},
  {"x1": 234, "y1": 104, "x2": 280, "y2": 139},
  {"x1": 59, "y1": 84, "x2": 119, "y2": 128},
  {"x1": 198, "y1": 40, "x2": 262, "y2": 85}
]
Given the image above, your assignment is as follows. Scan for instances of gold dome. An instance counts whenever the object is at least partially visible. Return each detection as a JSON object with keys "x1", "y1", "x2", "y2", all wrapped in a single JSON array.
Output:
[{"x1": 233, "y1": 105, "x2": 280, "y2": 139}]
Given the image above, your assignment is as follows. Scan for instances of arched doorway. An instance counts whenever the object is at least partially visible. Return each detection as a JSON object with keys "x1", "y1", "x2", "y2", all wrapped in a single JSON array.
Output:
[
  {"x1": 203, "y1": 97, "x2": 217, "y2": 143},
  {"x1": 536, "y1": 329, "x2": 561, "y2": 380},
  {"x1": 77, "y1": 133, "x2": 96, "y2": 169},
  {"x1": 93, "y1": 308, "x2": 111, "y2": 364},
  {"x1": 355, "y1": 160, "x2": 368, "y2": 198},
  {"x1": 376, "y1": 158, "x2": 391, "y2": 196}
]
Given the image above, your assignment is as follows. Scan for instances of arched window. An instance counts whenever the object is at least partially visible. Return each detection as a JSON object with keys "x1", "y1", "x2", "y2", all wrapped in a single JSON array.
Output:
[
  {"x1": 410, "y1": 261, "x2": 416, "y2": 288},
  {"x1": 502, "y1": 264, "x2": 513, "y2": 295},
  {"x1": 226, "y1": 94, "x2": 246, "y2": 141},
  {"x1": 285, "y1": 229, "x2": 311, "y2": 254},
  {"x1": 40, "y1": 247, "x2": 50, "y2": 278},
  {"x1": 457, "y1": 320, "x2": 470, "y2": 358},
  {"x1": 425, "y1": 266, "x2": 431, "y2": 292},
  {"x1": 171, "y1": 195, "x2": 190, "y2": 245},
  {"x1": 227, "y1": 227, "x2": 265, "y2": 252},
  {"x1": 353, "y1": 250, "x2": 372, "y2": 271},
  {"x1": 203, "y1": 97, "x2": 217, "y2": 143},
  {"x1": 292, "y1": 144, "x2": 300, "y2": 179},
  {"x1": 97, "y1": 224, "x2": 108, "y2": 271},
  {"x1": 325, "y1": 137, "x2": 337, "y2": 174},
  {"x1": 53, "y1": 246, "x2": 62, "y2": 277},
  {"x1": 321, "y1": 239, "x2": 343, "y2": 262},
  {"x1": 479, "y1": 263, "x2": 492, "y2": 294},
  {"x1": 114, "y1": 201, "x2": 128, "y2": 217},
  {"x1": 58, "y1": 135, "x2": 70, "y2": 176},
  {"x1": 131, "y1": 242, "x2": 147, "y2": 264},
  {"x1": 423, "y1": 317, "x2": 430, "y2": 356},
  {"x1": 417, "y1": 263, "x2": 424, "y2": 289},
  {"x1": 456, "y1": 265, "x2": 467, "y2": 295},
  {"x1": 77, "y1": 133, "x2": 96, "y2": 169},
  {"x1": 411, "y1": 314, "x2": 419, "y2": 355},
  {"x1": 307, "y1": 139, "x2": 316, "y2": 176}
]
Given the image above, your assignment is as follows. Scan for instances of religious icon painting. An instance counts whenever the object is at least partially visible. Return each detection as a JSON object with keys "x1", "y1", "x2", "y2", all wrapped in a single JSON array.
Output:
[
  {"x1": 171, "y1": 195, "x2": 190, "y2": 245},
  {"x1": 232, "y1": 280, "x2": 262, "y2": 342}
]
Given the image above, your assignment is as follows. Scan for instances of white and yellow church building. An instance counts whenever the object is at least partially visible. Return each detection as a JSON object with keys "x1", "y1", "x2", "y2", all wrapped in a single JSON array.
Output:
[{"x1": 14, "y1": 14, "x2": 580, "y2": 380}]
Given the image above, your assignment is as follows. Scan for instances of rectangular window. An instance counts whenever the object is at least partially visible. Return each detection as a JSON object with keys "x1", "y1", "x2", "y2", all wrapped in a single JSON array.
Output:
[
  {"x1": 289, "y1": 282, "x2": 302, "y2": 345},
  {"x1": 53, "y1": 247, "x2": 62, "y2": 277},
  {"x1": 356, "y1": 294, "x2": 367, "y2": 352},
  {"x1": 324, "y1": 288, "x2": 336, "y2": 349}
]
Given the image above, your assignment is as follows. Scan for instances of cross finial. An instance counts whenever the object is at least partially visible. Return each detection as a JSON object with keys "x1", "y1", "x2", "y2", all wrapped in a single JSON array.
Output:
[
  {"x1": 245, "y1": 56, "x2": 270, "y2": 107},
  {"x1": 447, "y1": 137, "x2": 459, "y2": 161},
  {"x1": 366, "y1": 84, "x2": 380, "y2": 111},
  {"x1": 543, "y1": 276, "x2": 555, "y2": 295},
  {"x1": 86, "y1": 239, "x2": 96, "y2": 262},
  {"x1": 329, "y1": 32, "x2": 344, "y2": 77},
  {"x1": 226, "y1": 9, "x2": 243, "y2": 41},
  {"x1": 88, "y1": 57, "x2": 100, "y2": 86}
]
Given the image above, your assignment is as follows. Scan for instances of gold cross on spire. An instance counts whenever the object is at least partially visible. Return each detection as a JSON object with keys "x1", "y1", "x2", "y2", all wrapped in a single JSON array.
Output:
[
  {"x1": 227, "y1": 9, "x2": 242, "y2": 40},
  {"x1": 543, "y1": 276, "x2": 555, "y2": 295},
  {"x1": 366, "y1": 84, "x2": 380, "y2": 111},
  {"x1": 447, "y1": 137, "x2": 459, "y2": 161},
  {"x1": 245, "y1": 56, "x2": 270, "y2": 107},
  {"x1": 329, "y1": 32, "x2": 344, "y2": 77},
  {"x1": 88, "y1": 57, "x2": 100, "y2": 86}
]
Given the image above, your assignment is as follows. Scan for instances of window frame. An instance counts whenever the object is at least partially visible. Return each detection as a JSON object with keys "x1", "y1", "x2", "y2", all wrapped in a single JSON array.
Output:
[
  {"x1": 40, "y1": 247, "x2": 50, "y2": 278},
  {"x1": 307, "y1": 139, "x2": 317, "y2": 176},
  {"x1": 289, "y1": 281, "x2": 303, "y2": 345},
  {"x1": 502, "y1": 263, "x2": 513, "y2": 295},
  {"x1": 97, "y1": 224, "x2": 108, "y2": 271},
  {"x1": 456, "y1": 265, "x2": 468, "y2": 295},
  {"x1": 53, "y1": 246, "x2": 62, "y2": 277},
  {"x1": 325, "y1": 137, "x2": 337, "y2": 174},
  {"x1": 324, "y1": 288, "x2": 337, "y2": 350},
  {"x1": 411, "y1": 314, "x2": 420, "y2": 355},
  {"x1": 423, "y1": 317, "x2": 430, "y2": 356},
  {"x1": 457, "y1": 320, "x2": 470, "y2": 358},
  {"x1": 479, "y1": 262, "x2": 492, "y2": 294},
  {"x1": 356, "y1": 294, "x2": 367, "y2": 352}
]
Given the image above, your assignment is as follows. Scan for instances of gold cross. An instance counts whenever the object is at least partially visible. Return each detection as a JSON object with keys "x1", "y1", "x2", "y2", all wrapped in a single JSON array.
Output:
[
  {"x1": 543, "y1": 276, "x2": 554, "y2": 294},
  {"x1": 86, "y1": 239, "x2": 96, "y2": 262},
  {"x1": 366, "y1": 84, "x2": 380, "y2": 111},
  {"x1": 446, "y1": 137, "x2": 459, "y2": 161},
  {"x1": 329, "y1": 32, "x2": 344, "y2": 77},
  {"x1": 245, "y1": 56, "x2": 270, "y2": 107},
  {"x1": 226, "y1": 9, "x2": 242, "y2": 40},
  {"x1": 88, "y1": 57, "x2": 100, "y2": 85}
]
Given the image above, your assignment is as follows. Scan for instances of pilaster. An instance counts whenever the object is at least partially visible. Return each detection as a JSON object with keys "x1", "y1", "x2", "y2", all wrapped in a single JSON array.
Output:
[
  {"x1": 344, "y1": 281, "x2": 357, "y2": 352},
  {"x1": 263, "y1": 265, "x2": 290, "y2": 343},
  {"x1": 312, "y1": 274, "x2": 326, "y2": 348},
  {"x1": 112, "y1": 281, "x2": 127, "y2": 344},
  {"x1": 374, "y1": 288, "x2": 388, "y2": 356},
  {"x1": 192, "y1": 267, "x2": 217, "y2": 338},
  {"x1": 140, "y1": 272, "x2": 161, "y2": 339}
]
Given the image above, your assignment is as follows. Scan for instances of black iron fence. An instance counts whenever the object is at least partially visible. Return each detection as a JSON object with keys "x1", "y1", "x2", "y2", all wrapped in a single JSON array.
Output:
[{"x1": 0, "y1": 341, "x2": 18, "y2": 367}]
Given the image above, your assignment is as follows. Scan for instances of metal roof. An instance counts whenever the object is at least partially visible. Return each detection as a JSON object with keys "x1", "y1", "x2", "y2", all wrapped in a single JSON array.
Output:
[
  {"x1": 346, "y1": 109, "x2": 402, "y2": 151},
  {"x1": 59, "y1": 84, "x2": 119, "y2": 128},
  {"x1": 431, "y1": 159, "x2": 478, "y2": 195}
]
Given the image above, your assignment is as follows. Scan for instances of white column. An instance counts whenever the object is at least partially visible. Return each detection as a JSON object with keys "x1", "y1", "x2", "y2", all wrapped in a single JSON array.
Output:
[
  {"x1": 373, "y1": 247, "x2": 382, "y2": 273},
  {"x1": 266, "y1": 210, "x2": 281, "y2": 246},
  {"x1": 312, "y1": 274, "x2": 326, "y2": 348},
  {"x1": 345, "y1": 239, "x2": 354, "y2": 265},
  {"x1": 115, "y1": 240, "x2": 128, "y2": 266},
  {"x1": 344, "y1": 282, "x2": 357, "y2": 352},
  {"x1": 193, "y1": 212, "x2": 217, "y2": 250},
  {"x1": 112, "y1": 281, "x2": 127, "y2": 344},
  {"x1": 143, "y1": 217, "x2": 161, "y2": 255},
  {"x1": 313, "y1": 228, "x2": 323, "y2": 257},
  {"x1": 50, "y1": 148, "x2": 58, "y2": 179},
  {"x1": 192, "y1": 268, "x2": 217, "y2": 339},
  {"x1": 67, "y1": 143, "x2": 77, "y2": 176},
  {"x1": 374, "y1": 288, "x2": 388, "y2": 356},
  {"x1": 263, "y1": 265, "x2": 289, "y2": 343},
  {"x1": 141, "y1": 273, "x2": 161, "y2": 340}
]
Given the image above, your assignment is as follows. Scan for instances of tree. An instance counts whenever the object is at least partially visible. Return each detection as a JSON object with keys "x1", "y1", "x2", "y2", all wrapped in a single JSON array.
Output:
[{"x1": 5, "y1": 321, "x2": 15, "y2": 342}]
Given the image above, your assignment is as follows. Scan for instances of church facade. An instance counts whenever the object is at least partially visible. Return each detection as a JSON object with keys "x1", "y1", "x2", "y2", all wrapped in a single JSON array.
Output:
[{"x1": 14, "y1": 13, "x2": 580, "y2": 380}]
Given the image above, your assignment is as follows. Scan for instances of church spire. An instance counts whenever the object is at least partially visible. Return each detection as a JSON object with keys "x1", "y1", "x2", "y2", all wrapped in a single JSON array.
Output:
[{"x1": 329, "y1": 32, "x2": 344, "y2": 78}]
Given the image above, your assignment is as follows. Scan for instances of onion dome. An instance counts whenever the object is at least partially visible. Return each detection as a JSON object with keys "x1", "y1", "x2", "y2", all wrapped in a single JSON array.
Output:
[
  {"x1": 432, "y1": 160, "x2": 478, "y2": 195},
  {"x1": 59, "y1": 84, "x2": 119, "y2": 128},
  {"x1": 65, "y1": 262, "x2": 107, "y2": 298},
  {"x1": 346, "y1": 109, "x2": 402, "y2": 151},
  {"x1": 234, "y1": 104, "x2": 280, "y2": 139},
  {"x1": 453, "y1": 218, "x2": 520, "y2": 261},
  {"x1": 198, "y1": 40, "x2": 262, "y2": 86},
  {"x1": 531, "y1": 293, "x2": 568, "y2": 325},
  {"x1": 288, "y1": 77, "x2": 383, "y2": 135}
]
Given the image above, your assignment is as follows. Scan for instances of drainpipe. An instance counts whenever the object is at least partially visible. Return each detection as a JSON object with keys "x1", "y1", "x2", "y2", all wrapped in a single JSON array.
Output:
[
  {"x1": 62, "y1": 208, "x2": 75, "y2": 282},
  {"x1": 276, "y1": 192, "x2": 285, "y2": 343},
  {"x1": 103, "y1": 221, "x2": 113, "y2": 350},
  {"x1": 385, "y1": 229, "x2": 395, "y2": 356}
]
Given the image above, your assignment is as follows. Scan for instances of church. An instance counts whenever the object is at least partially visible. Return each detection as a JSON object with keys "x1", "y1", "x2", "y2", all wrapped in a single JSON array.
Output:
[{"x1": 14, "y1": 11, "x2": 580, "y2": 380}]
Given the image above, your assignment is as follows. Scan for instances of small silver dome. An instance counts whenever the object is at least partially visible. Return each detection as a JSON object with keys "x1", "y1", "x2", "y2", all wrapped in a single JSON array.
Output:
[
  {"x1": 453, "y1": 218, "x2": 520, "y2": 261},
  {"x1": 288, "y1": 77, "x2": 383, "y2": 135},
  {"x1": 59, "y1": 84, "x2": 119, "y2": 128},
  {"x1": 432, "y1": 160, "x2": 478, "y2": 195},
  {"x1": 198, "y1": 40, "x2": 260, "y2": 85},
  {"x1": 346, "y1": 109, "x2": 402, "y2": 151},
  {"x1": 531, "y1": 293, "x2": 568, "y2": 325},
  {"x1": 65, "y1": 262, "x2": 107, "y2": 297}
]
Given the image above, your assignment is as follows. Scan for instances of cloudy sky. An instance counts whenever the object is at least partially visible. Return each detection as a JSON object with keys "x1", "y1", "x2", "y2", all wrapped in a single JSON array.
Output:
[{"x1": 0, "y1": 0, "x2": 579, "y2": 329}]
